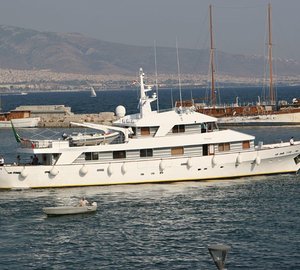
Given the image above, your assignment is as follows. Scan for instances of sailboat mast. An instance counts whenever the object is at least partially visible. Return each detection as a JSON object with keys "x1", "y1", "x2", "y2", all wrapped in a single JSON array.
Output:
[
  {"x1": 176, "y1": 38, "x2": 183, "y2": 109},
  {"x1": 209, "y1": 4, "x2": 216, "y2": 107},
  {"x1": 268, "y1": 3, "x2": 275, "y2": 105}
]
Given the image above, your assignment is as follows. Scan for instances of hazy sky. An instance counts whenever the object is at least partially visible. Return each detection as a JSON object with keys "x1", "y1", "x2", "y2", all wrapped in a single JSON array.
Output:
[{"x1": 0, "y1": 0, "x2": 300, "y2": 60}]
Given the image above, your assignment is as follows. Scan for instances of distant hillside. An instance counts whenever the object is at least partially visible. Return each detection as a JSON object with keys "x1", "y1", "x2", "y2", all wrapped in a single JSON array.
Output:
[{"x1": 0, "y1": 25, "x2": 300, "y2": 76}]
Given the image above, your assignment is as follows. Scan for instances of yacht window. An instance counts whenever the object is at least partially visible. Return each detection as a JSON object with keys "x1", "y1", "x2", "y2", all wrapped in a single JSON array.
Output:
[
  {"x1": 218, "y1": 143, "x2": 230, "y2": 152},
  {"x1": 140, "y1": 149, "x2": 153, "y2": 157},
  {"x1": 52, "y1": 153, "x2": 60, "y2": 165},
  {"x1": 207, "y1": 122, "x2": 213, "y2": 132},
  {"x1": 209, "y1": 145, "x2": 215, "y2": 155},
  {"x1": 113, "y1": 151, "x2": 126, "y2": 159},
  {"x1": 171, "y1": 147, "x2": 184, "y2": 156},
  {"x1": 85, "y1": 152, "x2": 99, "y2": 160},
  {"x1": 92, "y1": 152, "x2": 99, "y2": 160},
  {"x1": 172, "y1": 125, "x2": 185, "y2": 133},
  {"x1": 201, "y1": 123, "x2": 207, "y2": 133},
  {"x1": 203, "y1": 145, "x2": 208, "y2": 156},
  {"x1": 294, "y1": 154, "x2": 300, "y2": 165},
  {"x1": 85, "y1": 152, "x2": 92, "y2": 160},
  {"x1": 132, "y1": 127, "x2": 137, "y2": 136},
  {"x1": 141, "y1": 127, "x2": 150, "y2": 136},
  {"x1": 242, "y1": 141, "x2": 250, "y2": 149}
]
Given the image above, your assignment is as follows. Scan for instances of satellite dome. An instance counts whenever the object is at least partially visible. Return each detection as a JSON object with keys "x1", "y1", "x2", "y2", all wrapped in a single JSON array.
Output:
[{"x1": 115, "y1": 105, "x2": 126, "y2": 118}]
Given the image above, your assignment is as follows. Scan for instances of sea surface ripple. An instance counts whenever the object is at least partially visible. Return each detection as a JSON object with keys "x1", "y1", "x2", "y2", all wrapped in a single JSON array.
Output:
[{"x1": 0, "y1": 176, "x2": 299, "y2": 269}]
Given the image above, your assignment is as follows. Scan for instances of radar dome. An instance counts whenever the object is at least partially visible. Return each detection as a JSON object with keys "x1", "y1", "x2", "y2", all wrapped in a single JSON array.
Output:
[{"x1": 115, "y1": 105, "x2": 126, "y2": 118}]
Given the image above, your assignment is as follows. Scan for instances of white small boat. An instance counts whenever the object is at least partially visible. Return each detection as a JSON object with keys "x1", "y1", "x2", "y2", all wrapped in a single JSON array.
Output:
[
  {"x1": 43, "y1": 202, "x2": 97, "y2": 216},
  {"x1": 65, "y1": 131, "x2": 119, "y2": 146}
]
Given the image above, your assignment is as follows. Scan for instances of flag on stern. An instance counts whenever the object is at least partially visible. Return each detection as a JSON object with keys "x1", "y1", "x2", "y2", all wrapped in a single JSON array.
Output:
[
  {"x1": 11, "y1": 121, "x2": 35, "y2": 148},
  {"x1": 11, "y1": 121, "x2": 22, "y2": 143}
]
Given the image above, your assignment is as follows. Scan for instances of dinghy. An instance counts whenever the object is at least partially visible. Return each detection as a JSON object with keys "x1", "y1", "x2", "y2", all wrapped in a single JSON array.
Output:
[
  {"x1": 64, "y1": 131, "x2": 119, "y2": 146},
  {"x1": 43, "y1": 202, "x2": 97, "y2": 216}
]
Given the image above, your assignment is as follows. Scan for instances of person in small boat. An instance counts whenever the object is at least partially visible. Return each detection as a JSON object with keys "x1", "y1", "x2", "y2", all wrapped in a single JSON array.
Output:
[
  {"x1": 79, "y1": 197, "x2": 90, "y2": 207},
  {"x1": 0, "y1": 156, "x2": 4, "y2": 166},
  {"x1": 62, "y1": 133, "x2": 68, "y2": 140},
  {"x1": 79, "y1": 198, "x2": 84, "y2": 206}
]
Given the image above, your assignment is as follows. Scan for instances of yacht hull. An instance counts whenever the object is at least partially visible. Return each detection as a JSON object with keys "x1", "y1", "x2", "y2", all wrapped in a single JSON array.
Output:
[{"x1": 1, "y1": 144, "x2": 299, "y2": 189}]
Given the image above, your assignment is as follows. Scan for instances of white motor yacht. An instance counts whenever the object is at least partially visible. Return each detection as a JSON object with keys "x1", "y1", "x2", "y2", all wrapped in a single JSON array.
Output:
[{"x1": 0, "y1": 68, "x2": 299, "y2": 189}]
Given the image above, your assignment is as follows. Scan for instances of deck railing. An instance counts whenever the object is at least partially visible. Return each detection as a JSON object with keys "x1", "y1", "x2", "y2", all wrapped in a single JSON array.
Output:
[{"x1": 20, "y1": 140, "x2": 53, "y2": 149}]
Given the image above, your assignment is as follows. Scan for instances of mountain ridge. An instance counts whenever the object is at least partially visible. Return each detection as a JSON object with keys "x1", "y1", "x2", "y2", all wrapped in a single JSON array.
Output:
[{"x1": 0, "y1": 24, "x2": 300, "y2": 76}]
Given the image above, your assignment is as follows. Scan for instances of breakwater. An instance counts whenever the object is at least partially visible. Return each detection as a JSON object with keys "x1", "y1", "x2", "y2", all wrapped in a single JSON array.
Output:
[
  {"x1": 37, "y1": 112, "x2": 116, "y2": 128},
  {"x1": 13, "y1": 104, "x2": 116, "y2": 128}
]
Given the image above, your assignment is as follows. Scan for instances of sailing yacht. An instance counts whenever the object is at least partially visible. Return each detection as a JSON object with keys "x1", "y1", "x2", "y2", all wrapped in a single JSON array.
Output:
[
  {"x1": 90, "y1": 86, "x2": 97, "y2": 97},
  {"x1": 192, "y1": 4, "x2": 300, "y2": 125},
  {"x1": 0, "y1": 68, "x2": 299, "y2": 189}
]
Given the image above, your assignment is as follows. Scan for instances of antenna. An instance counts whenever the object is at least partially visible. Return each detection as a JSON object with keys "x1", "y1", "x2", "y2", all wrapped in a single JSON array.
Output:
[
  {"x1": 209, "y1": 4, "x2": 216, "y2": 108},
  {"x1": 154, "y1": 40, "x2": 160, "y2": 112},
  {"x1": 176, "y1": 38, "x2": 183, "y2": 110},
  {"x1": 268, "y1": 3, "x2": 275, "y2": 105}
]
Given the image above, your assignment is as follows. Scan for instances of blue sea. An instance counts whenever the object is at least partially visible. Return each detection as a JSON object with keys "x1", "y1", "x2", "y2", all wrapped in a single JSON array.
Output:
[
  {"x1": 1, "y1": 85, "x2": 300, "y2": 114},
  {"x1": 0, "y1": 87, "x2": 300, "y2": 269}
]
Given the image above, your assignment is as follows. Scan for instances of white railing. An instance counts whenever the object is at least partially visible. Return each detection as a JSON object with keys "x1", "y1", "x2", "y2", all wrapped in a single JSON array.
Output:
[{"x1": 21, "y1": 140, "x2": 53, "y2": 149}]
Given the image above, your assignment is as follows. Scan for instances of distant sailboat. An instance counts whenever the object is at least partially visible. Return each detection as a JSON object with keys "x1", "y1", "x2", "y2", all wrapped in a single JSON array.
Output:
[{"x1": 90, "y1": 86, "x2": 97, "y2": 97}]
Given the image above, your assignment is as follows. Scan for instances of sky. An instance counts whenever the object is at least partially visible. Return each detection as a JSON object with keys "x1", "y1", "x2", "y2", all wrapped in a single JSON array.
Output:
[{"x1": 0, "y1": 0, "x2": 300, "y2": 60}]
